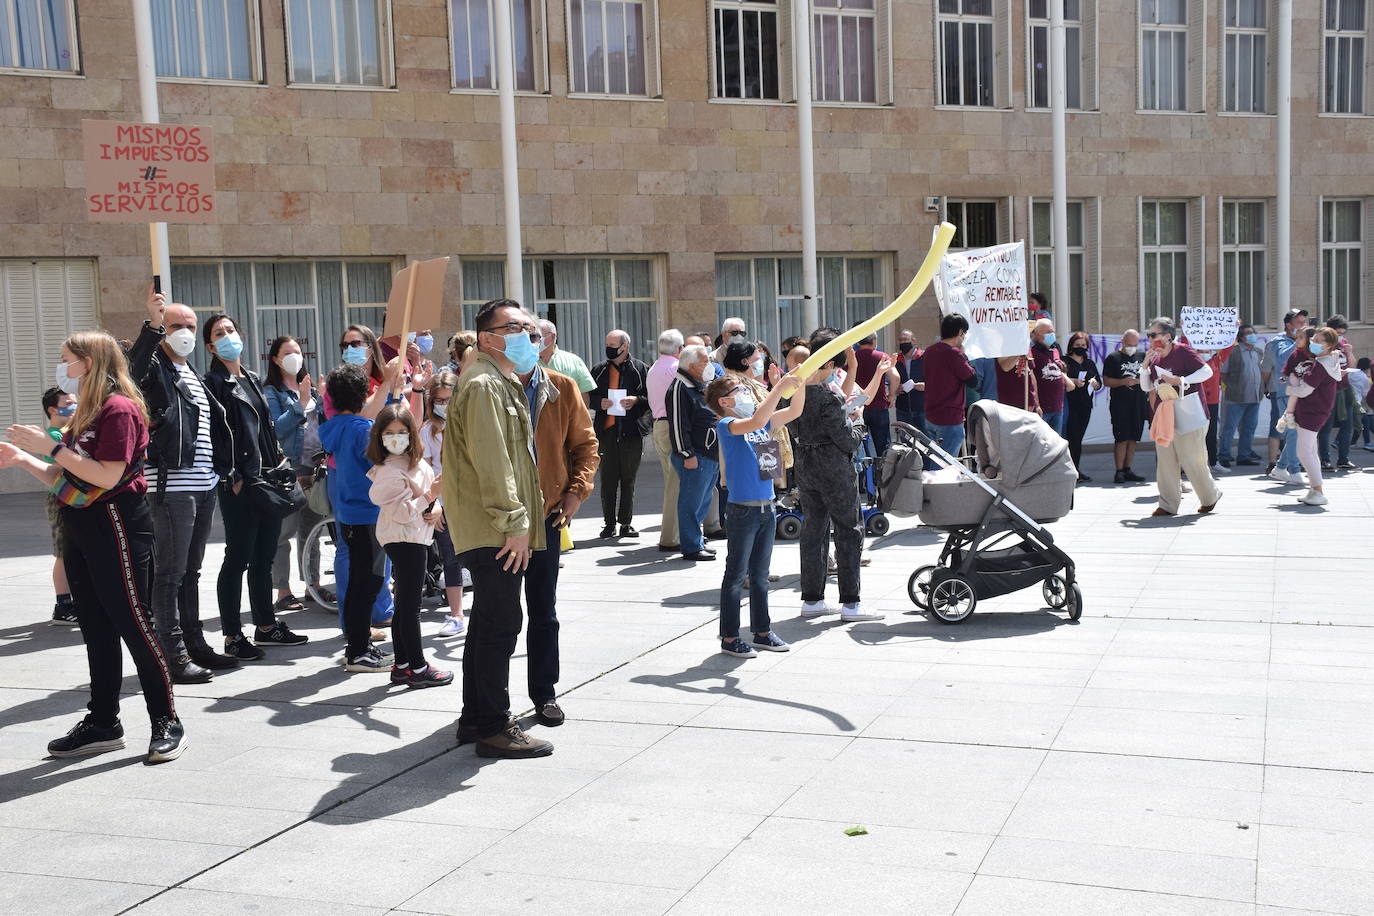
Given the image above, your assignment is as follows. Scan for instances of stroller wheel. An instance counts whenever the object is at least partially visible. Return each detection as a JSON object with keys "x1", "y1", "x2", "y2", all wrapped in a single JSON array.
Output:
[
  {"x1": 1065, "y1": 583, "x2": 1083, "y2": 621},
  {"x1": 1042, "y1": 575, "x2": 1069, "y2": 609},
  {"x1": 776, "y1": 515, "x2": 802, "y2": 540},
  {"x1": 865, "y1": 513, "x2": 891, "y2": 536},
  {"x1": 927, "y1": 575, "x2": 977, "y2": 624},
  {"x1": 907, "y1": 565, "x2": 937, "y2": 610}
]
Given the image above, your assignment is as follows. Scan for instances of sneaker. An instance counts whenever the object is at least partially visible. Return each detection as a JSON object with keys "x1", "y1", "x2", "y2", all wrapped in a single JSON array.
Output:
[
  {"x1": 344, "y1": 647, "x2": 393, "y2": 672},
  {"x1": 1237, "y1": 457, "x2": 1261, "y2": 466},
  {"x1": 439, "y1": 616, "x2": 466, "y2": 637},
  {"x1": 1211, "y1": 463, "x2": 1226, "y2": 475},
  {"x1": 50, "y1": 601, "x2": 79, "y2": 626},
  {"x1": 1268, "y1": 467, "x2": 1291, "y2": 484},
  {"x1": 751, "y1": 632, "x2": 790, "y2": 653},
  {"x1": 1289, "y1": 472, "x2": 1308, "y2": 487},
  {"x1": 146, "y1": 716, "x2": 186, "y2": 764},
  {"x1": 1300, "y1": 489, "x2": 1329, "y2": 506},
  {"x1": 224, "y1": 635, "x2": 264, "y2": 661},
  {"x1": 1122, "y1": 469, "x2": 1146, "y2": 483},
  {"x1": 390, "y1": 665, "x2": 411, "y2": 686},
  {"x1": 255, "y1": 621, "x2": 308, "y2": 646},
  {"x1": 188, "y1": 645, "x2": 239, "y2": 670},
  {"x1": 47, "y1": 716, "x2": 125, "y2": 758},
  {"x1": 1364, "y1": 444, "x2": 1374, "y2": 452},
  {"x1": 1219, "y1": 458, "x2": 1233, "y2": 468},
  {"x1": 619, "y1": 525, "x2": 639, "y2": 538},
  {"x1": 1321, "y1": 462, "x2": 1335, "y2": 472},
  {"x1": 599, "y1": 525, "x2": 616, "y2": 539},
  {"x1": 840, "y1": 603, "x2": 884, "y2": 622},
  {"x1": 475, "y1": 721, "x2": 554, "y2": 758},
  {"x1": 1338, "y1": 460, "x2": 1357, "y2": 470},
  {"x1": 534, "y1": 701, "x2": 565, "y2": 727},
  {"x1": 1113, "y1": 469, "x2": 1127, "y2": 484},
  {"x1": 406, "y1": 666, "x2": 454, "y2": 689},
  {"x1": 801, "y1": 600, "x2": 840, "y2": 618},
  {"x1": 719, "y1": 637, "x2": 757, "y2": 658}
]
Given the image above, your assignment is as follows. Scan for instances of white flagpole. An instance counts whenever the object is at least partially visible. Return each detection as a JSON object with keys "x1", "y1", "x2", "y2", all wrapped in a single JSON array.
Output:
[
  {"x1": 130, "y1": 0, "x2": 171, "y2": 300},
  {"x1": 794, "y1": 0, "x2": 819, "y2": 332},
  {"x1": 1050, "y1": 0, "x2": 1069, "y2": 334},
  {"x1": 1276, "y1": 0, "x2": 1292, "y2": 314},
  {"x1": 493, "y1": 0, "x2": 525, "y2": 305}
]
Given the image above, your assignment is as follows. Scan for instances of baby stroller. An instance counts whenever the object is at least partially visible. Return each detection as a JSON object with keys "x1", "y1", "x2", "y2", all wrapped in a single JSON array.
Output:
[
  {"x1": 878, "y1": 402, "x2": 1082, "y2": 624},
  {"x1": 773, "y1": 428, "x2": 890, "y2": 540}
]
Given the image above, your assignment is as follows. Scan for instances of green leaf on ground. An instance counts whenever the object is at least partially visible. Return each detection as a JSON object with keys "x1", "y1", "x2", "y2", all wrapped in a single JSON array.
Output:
[{"x1": 844, "y1": 825, "x2": 869, "y2": 837}]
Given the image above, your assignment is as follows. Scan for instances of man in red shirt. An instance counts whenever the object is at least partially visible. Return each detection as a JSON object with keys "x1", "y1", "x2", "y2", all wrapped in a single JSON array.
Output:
[
  {"x1": 922, "y1": 315, "x2": 976, "y2": 460},
  {"x1": 853, "y1": 334, "x2": 900, "y2": 456}
]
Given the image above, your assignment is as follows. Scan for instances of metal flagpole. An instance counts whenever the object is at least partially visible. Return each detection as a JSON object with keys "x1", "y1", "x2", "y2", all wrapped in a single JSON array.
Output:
[
  {"x1": 1276, "y1": 0, "x2": 1292, "y2": 314},
  {"x1": 493, "y1": 0, "x2": 525, "y2": 305},
  {"x1": 130, "y1": 0, "x2": 171, "y2": 299},
  {"x1": 794, "y1": 0, "x2": 819, "y2": 331},
  {"x1": 1049, "y1": 0, "x2": 1069, "y2": 334}
]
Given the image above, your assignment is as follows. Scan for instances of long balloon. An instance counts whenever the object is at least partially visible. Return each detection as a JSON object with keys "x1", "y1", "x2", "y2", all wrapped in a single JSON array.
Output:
[{"x1": 793, "y1": 222, "x2": 958, "y2": 379}]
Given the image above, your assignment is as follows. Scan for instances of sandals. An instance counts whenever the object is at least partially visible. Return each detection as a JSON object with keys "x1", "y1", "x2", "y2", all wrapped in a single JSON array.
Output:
[{"x1": 273, "y1": 595, "x2": 307, "y2": 613}]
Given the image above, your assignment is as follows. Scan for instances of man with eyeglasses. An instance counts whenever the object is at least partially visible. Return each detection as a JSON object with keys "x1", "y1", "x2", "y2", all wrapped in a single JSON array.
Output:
[
  {"x1": 444, "y1": 299, "x2": 551, "y2": 759},
  {"x1": 590, "y1": 330, "x2": 650, "y2": 539}
]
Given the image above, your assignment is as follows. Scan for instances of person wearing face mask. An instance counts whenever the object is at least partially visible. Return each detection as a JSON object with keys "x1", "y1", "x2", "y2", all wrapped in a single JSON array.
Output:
[
  {"x1": 126, "y1": 288, "x2": 236, "y2": 680},
  {"x1": 1218, "y1": 324, "x2": 1264, "y2": 469},
  {"x1": 2, "y1": 331, "x2": 186, "y2": 763},
  {"x1": 1277, "y1": 326, "x2": 1343, "y2": 506},
  {"x1": 40, "y1": 386, "x2": 79, "y2": 626},
  {"x1": 1028, "y1": 319, "x2": 1078, "y2": 435},
  {"x1": 1261, "y1": 309, "x2": 1308, "y2": 483},
  {"x1": 366, "y1": 404, "x2": 452, "y2": 687},
  {"x1": 202, "y1": 314, "x2": 310, "y2": 660},
  {"x1": 647, "y1": 329, "x2": 686, "y2": 552},
  {"x1": 711, "y1": 317, "x2": 749, "y2": 368},
  {"x1": 1141, "y1": 316, "x2": 1222, "y2": 516},
  {"x1": 1102, "y1": 330, "x2": 1150, "y2": 484},
  {"x1": 706, "y1": 372, "x2": 806, "y2": 657},
  {"x1": 535, "y1": 319, "x2": 597, "y2": 405},
  {"x1": 420, "y1": 371, "x2": 468, "y2": 637},
  {"x1": 264, "y1": 335, "x2": 326, "y2": 614},
  {"x1": 443, "y1": 299, "x2": 550, "y2": 759},
  {"x1": 893, "y1": 329, "x2": 927, "y2": 433},
  {"x1": 1315, "y1": 315, "x2": 1357, "y2": 472},
  {"x1": 666, "y1": 344, "x2": 721, "y2": 561},
  {"x1": 1063, "y1": 332, "x2": 1103, "y2": 482},
  {"x1": 590, "y1": 329, "x2": 650, "y2": 539}
]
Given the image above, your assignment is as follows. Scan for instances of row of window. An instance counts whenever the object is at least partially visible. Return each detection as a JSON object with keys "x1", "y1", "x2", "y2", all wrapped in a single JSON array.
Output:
[{"x1": 5, "y1": 1, "x2": 1373, "y2": 115}]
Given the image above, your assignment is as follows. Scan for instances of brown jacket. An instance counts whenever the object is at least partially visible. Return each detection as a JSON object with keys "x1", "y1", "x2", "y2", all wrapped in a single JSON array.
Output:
[{"x1": 532, "y1": 366, "x2": 600, "y2": 515}]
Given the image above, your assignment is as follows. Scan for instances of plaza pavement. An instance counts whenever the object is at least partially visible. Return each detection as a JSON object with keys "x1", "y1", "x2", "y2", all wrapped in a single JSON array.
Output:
[{"x1": 2, "y1": 441, "x2": 1374, "y2": 915}]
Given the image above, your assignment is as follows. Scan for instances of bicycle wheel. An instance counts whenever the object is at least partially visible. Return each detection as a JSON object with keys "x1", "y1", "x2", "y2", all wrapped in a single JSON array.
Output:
[{"x1": 302, "y1": 517, "x2": 339, "y2": 612}]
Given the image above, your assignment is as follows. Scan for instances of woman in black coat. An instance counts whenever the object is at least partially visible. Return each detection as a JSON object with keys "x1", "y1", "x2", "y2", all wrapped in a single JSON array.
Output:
[
  {"x1": 1063, "y1": 331, "x2": 1103, "y2": 482},
  {"x1": 202, "y1": 314, "x2": 308, "y2": 659}
]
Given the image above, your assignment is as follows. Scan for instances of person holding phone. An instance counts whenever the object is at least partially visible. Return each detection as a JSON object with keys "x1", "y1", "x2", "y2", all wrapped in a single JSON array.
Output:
[{"x1": 516, "y1": 316, "x2": 599, "y2": 727}]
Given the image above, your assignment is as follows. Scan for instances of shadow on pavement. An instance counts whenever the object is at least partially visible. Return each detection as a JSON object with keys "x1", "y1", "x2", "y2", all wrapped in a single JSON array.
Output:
[{"x1": 630, "y1": 666, "x2": 857, "y2": 732}]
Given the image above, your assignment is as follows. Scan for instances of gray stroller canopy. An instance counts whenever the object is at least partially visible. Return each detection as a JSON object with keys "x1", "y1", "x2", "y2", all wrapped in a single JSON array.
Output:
[{"x1": 969, "y1": 400, "x2": 1073, "y2": 490}]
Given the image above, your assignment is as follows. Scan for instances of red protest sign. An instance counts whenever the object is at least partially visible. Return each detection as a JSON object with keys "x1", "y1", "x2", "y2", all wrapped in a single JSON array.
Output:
[{"x1": 81, "y1": 120, "x2": 216, "y2": 224}]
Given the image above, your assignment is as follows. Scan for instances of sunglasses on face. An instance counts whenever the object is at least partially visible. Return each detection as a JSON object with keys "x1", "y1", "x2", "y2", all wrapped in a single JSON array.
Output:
[{"x1": 341, "y1": 340, "x2": 367, "y2": 350}]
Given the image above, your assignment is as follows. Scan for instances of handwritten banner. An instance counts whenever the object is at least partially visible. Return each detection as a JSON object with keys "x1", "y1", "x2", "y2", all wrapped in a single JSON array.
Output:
[
  {"x1": 935, "y1": 241, "x2": 1030, "y2": 359},
  {"x1": 82, "y1": 120, "x2": 216, "y2": 223},
  {"x1": 1180, "y1": 306, "x2": 1239, "y2": 352}
]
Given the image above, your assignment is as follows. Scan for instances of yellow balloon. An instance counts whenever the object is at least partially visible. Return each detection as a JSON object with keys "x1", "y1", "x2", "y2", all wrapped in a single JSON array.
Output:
[{"x1": 793, "y1": 222, "x2": 958, "y2": 380}]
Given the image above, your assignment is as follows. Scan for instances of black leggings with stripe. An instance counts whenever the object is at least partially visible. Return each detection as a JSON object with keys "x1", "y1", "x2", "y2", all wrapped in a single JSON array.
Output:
[{"x1": 62, "y1": 491, "x2": 176, "y2": 727}]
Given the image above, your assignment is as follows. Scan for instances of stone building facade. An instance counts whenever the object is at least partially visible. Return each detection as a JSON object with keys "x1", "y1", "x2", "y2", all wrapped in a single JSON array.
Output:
[{"x1": 1, "y1": 0, "x2": 1372, "y2": 400}]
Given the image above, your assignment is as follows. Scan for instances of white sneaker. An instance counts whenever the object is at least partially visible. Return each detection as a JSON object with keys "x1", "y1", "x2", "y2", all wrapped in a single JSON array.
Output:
[
  {"x1": 800, "y1": 600, "x2": 840, "y2": 618},
  {"x1": 1268, "y1": 467, "x2": 1292, "y2": 484},
  {"x1": 1211, "y1": 463, "x2": 1226, "y2": 475},
  {"x1": 840, "y1": 603, "x2": 884, "y2": 622},
  {"x1": 1300, "y1": 489, "x2": 1329, "y2": 506},
  {"x1": 1288, "y1": 472, "x2": 1307, "y2": 487},
  {"x1": 439, "y1": 616, "x2": 466, "y2": 637}
]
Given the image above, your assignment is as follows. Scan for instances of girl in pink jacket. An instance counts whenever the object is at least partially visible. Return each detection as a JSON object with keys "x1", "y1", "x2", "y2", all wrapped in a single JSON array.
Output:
[{"x1": 366, "y1": 405, "x2": 452, "y2": 688}]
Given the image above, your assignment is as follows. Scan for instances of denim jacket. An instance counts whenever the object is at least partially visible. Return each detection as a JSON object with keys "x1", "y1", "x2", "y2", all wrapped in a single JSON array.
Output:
[{"x1": 264, "y1": 383, "x2": 320, "y2": 470}]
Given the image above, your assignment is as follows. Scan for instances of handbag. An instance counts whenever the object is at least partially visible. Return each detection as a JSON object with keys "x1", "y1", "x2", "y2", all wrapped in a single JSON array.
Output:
[
  {"x1": 247, "y1": 462, "x2": 306, "y2": 519},
  {"x1": 306, "y1": 463, "x2": 332, "y2": 515},
  {"x1": 1172, "y1": 392, "x2": 1209, "y2": 435}
]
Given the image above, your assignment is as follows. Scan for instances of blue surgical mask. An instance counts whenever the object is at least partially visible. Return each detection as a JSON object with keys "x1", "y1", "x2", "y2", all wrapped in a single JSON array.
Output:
[
  {"x1": 1042, "y1": 333, "x2": 1057, "y2": 348},
  {"x1": 733, "y1": 396, "x2": 756, "y2": 418},
  {"x1": 416, "y1": 334, "x2": 434, "y2": 355},
  {"x1": 214, "y1": 332, "x2": 243, "y2": 361},
  {"x1": 1244, "y1": 334, "x2": 1258, "y2": 346},
  {"x1": 1310, "y1": 342, "x2": 1326, "y2": 356},
  {"x1": 752, "y1": 357, "x2": 765, "y2": 374},
  {"x1": 500, "y1": 330, "x2": 539, "y2": 374},
  {"x1": 824, "y1": 370, "x2": 839, "y2": 387},
  {"x1": 56, "y1": 404, "x2": 76, "y2": 417},
  {"x1": 342, "y1": 345, "x2": 370, "y2": 367}
]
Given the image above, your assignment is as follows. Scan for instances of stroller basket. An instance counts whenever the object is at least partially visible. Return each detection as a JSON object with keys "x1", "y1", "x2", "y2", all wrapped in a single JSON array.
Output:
[{"x1": 965, "y1": 541, "x2": 1064, "y2": 600}]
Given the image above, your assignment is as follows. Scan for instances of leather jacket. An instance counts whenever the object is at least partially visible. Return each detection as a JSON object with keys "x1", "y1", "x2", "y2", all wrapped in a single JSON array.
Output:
[{"x1": 204, "y1": 360, "x2": 283, "y2": 484}]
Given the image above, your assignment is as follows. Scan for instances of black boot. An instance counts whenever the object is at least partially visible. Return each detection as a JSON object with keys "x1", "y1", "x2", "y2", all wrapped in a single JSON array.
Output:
[{"x1": 147, "y1": 716, "x2": 187, "y2": 764}]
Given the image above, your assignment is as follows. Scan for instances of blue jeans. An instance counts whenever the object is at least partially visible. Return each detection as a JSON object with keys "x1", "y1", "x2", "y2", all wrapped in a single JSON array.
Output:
[
  {"x1": 926, "y1": 422, "x2": 966, "y2": 470},
  {"x1": 523, "y1": 516, "x2": 561, "y2": 704},
  {"x1": 1270, "y1": 393, "x2": 1300, "y2": 473},
  {"x1": 1042, "y1": 410, "x2": 1065, "y2": 436},
  {"x1": 719, "y1": 503, "x2": 775, "y2": 641},
  {"x1": 329, "y1": 473, "x2": 393, "y2": 628},
  {"x1": 672, "y1": 453, "x2": 718, "y2": 554},
  {"x1": 1218, "y1": 401, "x2": 1260, "y2": 462}
]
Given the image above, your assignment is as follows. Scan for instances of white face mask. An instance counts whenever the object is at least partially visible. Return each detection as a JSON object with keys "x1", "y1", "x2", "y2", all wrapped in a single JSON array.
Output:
[
  {"x1": 382, "y1": 433, "x2": 410, "y2": 455},
  {"x1": 433, "y1": 402, "x2": 448, "y2": 419},
  {"x1": 1123, "y1": 345, "x2": 1139, "y2": 356},
  {"x1": 166, "y1": 328, "x2": 197, "y2": 358},
  {"x1": 55, "y1": 359, "x2": 84, "y2": 395},
  {"x1": 281, "y1": 352, "x2": 304, "y2": 375}
]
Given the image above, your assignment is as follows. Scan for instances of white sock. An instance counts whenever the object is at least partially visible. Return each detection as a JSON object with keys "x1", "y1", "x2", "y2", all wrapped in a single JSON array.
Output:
[{"x1": 411, "y1": 665, "x2": 427, "y2": 675}]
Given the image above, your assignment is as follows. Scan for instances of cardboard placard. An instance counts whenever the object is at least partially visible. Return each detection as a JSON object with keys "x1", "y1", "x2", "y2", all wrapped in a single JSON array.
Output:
[
  {"x1": 1181, "y1": 306, "x2": 1239, "y2": 352},
  {"x1": 82, "y1": 120, "x2": 216, "y2": 223},
  {"x1": 934, "y1": 241, "x2": 1030, "y2": 360},
  {"x1": 382, "y1": 257, "x2": 450, "y2": 346}
]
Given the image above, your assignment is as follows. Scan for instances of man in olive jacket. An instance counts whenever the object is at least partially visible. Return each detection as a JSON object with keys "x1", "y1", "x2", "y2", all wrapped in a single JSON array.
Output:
[{"x1": 443, "y1": 300, "x2": 550, "y2": 759}]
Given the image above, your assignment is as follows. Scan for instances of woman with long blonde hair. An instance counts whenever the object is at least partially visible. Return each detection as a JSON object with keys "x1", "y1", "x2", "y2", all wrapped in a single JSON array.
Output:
[{"x1": 0, "y1": 331, "x2": 186, "y2": 764}]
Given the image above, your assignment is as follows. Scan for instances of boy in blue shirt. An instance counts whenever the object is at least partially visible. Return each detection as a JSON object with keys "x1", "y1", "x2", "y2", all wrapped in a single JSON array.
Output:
[{"x1": 705, "y1": 371, "x2": 806, "y2": 657}]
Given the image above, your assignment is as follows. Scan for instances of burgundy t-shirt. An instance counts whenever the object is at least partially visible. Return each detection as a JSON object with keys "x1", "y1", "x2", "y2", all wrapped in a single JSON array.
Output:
[
  {"x1": 996, "y1": 359, "x2": 1038, "y2": 411},
  {"x1": 853, "y1": 347, "x2": 892, "y2": 409},
  {"x1": 922, "y1": 340, "x2": 974, "y2": 426},
  {"x1": 1283, "y1": 351, "x2": 1340, "y2": 432},
  {"x1": 1031, "y1": 342, "x2": 1066, "y2": 414},
  {"x1": 64, "y1": 394, "x2": 149, "y2": 500},
  {"x1": 1146, "y1": 344, "x2": 1206, "y2": 399}
]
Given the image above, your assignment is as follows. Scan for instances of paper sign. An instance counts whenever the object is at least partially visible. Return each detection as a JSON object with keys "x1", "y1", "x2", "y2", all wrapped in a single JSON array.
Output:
[
  {"x1": 382, "y1": 257, "x2": 450, "y2": 344},
  {"x1": 82, "y1": 120, "x2": 215, "y2": 223},
  {"x1": 901, "y1": 379, "x2": 918, "y2": 393},
  {"x1": 934, "y1": 241, "x2": 1030, "y2": 360},
  {"x1": 607, "y1": 388, "x2": 628, "y2": 416},
  {"x1": 1181, "y1": 307, "x2": 1239, "y2": 352}
]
